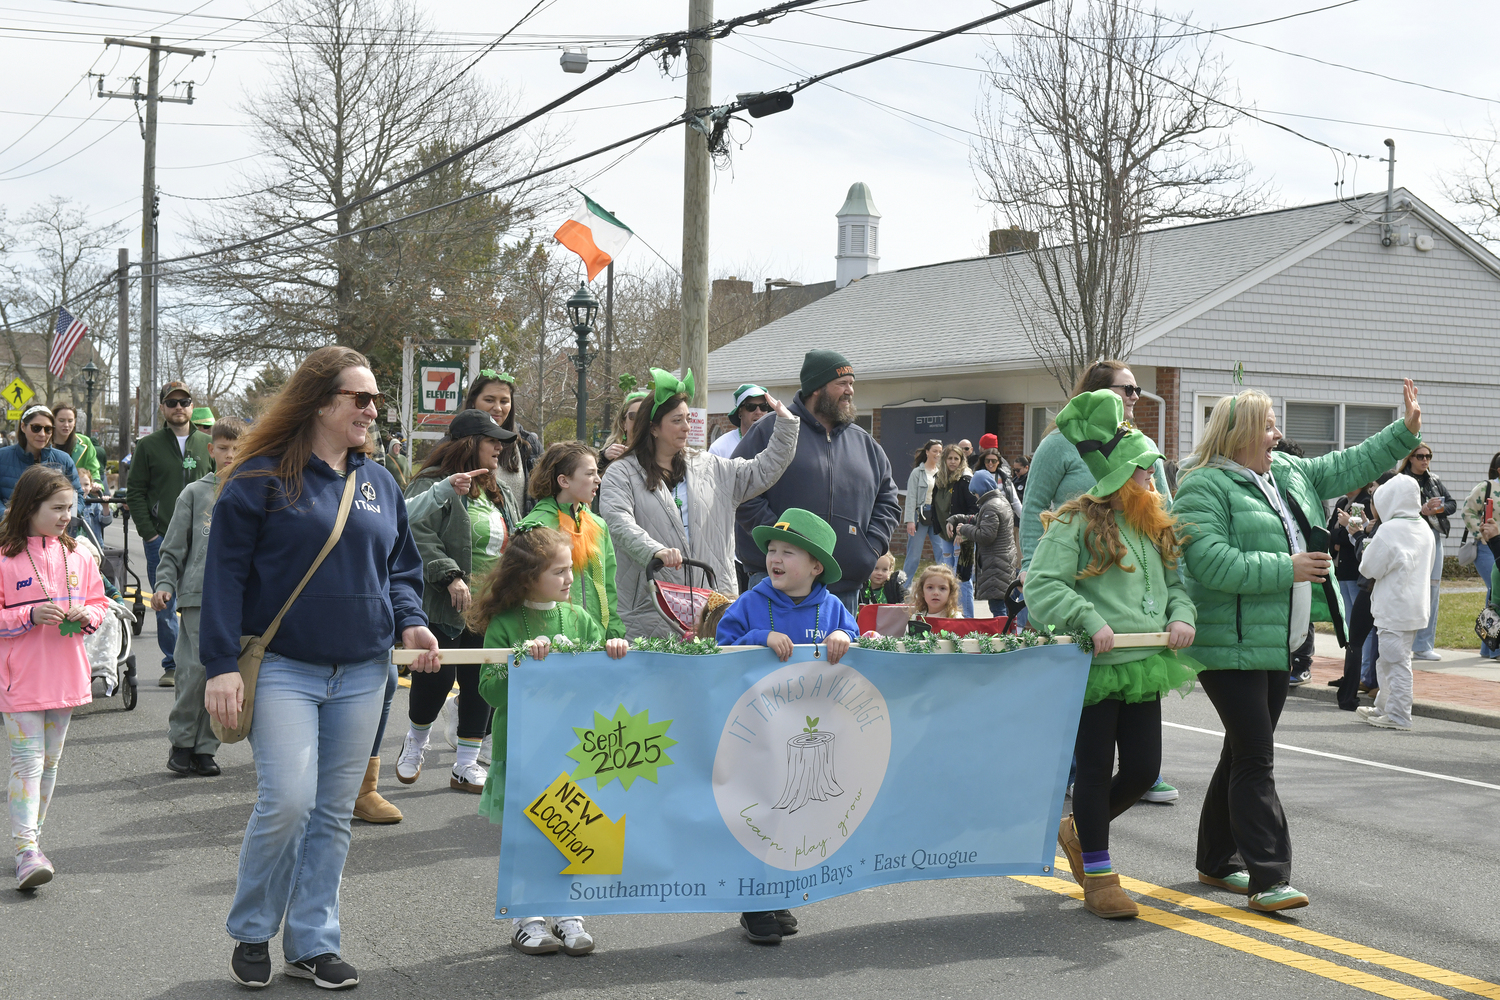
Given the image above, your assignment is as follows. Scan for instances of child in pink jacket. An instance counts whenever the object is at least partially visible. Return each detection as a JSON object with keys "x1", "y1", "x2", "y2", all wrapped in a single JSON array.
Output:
[{"x1": 0, "y1": 466, "x2": 109, "y2": 891}]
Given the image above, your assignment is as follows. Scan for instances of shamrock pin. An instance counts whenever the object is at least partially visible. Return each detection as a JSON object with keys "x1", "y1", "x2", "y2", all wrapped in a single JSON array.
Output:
[
  {"x1": 58, "y1": 618, "x2": 83, "y2": 637},
  {"x1": 183, "y1": 456, "x2": 198, "y2": 470}
]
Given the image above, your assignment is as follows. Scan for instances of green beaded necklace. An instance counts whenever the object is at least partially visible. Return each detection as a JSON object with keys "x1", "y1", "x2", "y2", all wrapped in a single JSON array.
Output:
[
  {"x1": 767, "y1": 595, "x2": 820, "y2": 639},
  {"x1": 520, "y1": 604, "x2": 565, "y2": 639},
  {"x1": 1121, "y1": 526, "x2": 1158, "y2": 615}
]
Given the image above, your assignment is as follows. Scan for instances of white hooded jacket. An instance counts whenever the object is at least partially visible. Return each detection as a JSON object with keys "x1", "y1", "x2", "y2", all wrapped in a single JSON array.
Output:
[{"x1": 1360, "y1": 474, "x2": 1436, "y2": 631}]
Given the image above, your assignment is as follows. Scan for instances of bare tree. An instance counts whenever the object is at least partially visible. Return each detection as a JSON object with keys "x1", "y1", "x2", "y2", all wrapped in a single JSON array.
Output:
[
  {"x1": 1443, "y1": 115, "x2": 1500, "y2": 246},
  {"x1": 183, "y1": 0, "x2": 566, "y2": 389},
  {"x1": 974, "y1": 0, "x2": 1263, "y2": 393}
]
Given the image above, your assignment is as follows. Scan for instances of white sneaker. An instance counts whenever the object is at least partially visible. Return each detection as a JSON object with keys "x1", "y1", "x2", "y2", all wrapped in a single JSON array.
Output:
[
  {"x1": 1413, "y1": 650, "x2": 1443, "y2": 661},
  {"x1": 396, "y1": 733, "x2": 427, "y2": 784},
  {"x1": 552, "y1": 917, "x2": 595, "y2": 956},
  {"x1": 450, "y1": 761, "x2": 487, "y2": 793},
  {"x1": 442, "y1": 695, "x2": 459, "y2": 750},
  {"x1": 1356, "y1": 706, "x2": 1375, "y2": 718},
  {"x1": 1362, "y1": 712, "x2": 1412, "y2": 731},
  {"x1": 512, "y1": 918, "x2": 561, "y2": 955},
  {"x1": 478, "y1": 733, "x2": 493, "y2": 768}
]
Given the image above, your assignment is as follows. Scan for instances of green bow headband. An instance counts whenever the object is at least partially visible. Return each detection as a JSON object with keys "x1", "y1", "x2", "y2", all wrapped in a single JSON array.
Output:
[
  {"x1": 649, "y1": 367, "x2": 695, "y2": 417},
  {"x1": 479, "y1": 370, "x2": 516, "y2": 386}
]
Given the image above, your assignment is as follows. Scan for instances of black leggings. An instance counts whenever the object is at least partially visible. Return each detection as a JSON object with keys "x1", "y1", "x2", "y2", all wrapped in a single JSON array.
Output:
[
  {"x1": 1071, "y1": 697, "x2": 1162, "y2": 854},
  {"x1": 1338, "y1": 588, "x2": 1373, "y2": 710},
  {"x1": 407, "y1": 630, "x2": 491, "y2": 741},
  {"x1": 1196, "y1": 669, "x2": 1291, "y2": 894}
]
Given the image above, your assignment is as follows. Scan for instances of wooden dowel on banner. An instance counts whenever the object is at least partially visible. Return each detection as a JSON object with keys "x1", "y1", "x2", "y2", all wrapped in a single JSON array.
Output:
[{"x1": 392, "y1": 648, "x2": 512, "y2": 665}]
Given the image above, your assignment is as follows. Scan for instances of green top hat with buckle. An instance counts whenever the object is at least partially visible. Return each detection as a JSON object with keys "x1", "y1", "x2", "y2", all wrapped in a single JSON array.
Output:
[
  {"x1": 751, "y1": 507, "x2": 843, "y2": 584},
  {"x1": 1055, "y1": 389, "x2": 1163, "y2": 499}
]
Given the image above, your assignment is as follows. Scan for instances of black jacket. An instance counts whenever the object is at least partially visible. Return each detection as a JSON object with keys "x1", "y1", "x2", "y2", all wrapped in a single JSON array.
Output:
[
  {"x1": 733, "y1": 393, "x2": 901, "y2": 596},
  {"x1": 1410, "y1": 470, "x2": 1456, "y2": 536}
]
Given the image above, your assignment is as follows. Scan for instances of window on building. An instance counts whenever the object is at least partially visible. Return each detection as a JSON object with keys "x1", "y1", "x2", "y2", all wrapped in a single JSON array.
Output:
[
  {"x1": 1284, "y1": 402, "x2": 1339, "y2": 457},
  {"x1": 850, "y1": 225, "x2": 866, "y2": 254},
  {"x1": 1345, "y1": 405, "x2": 1397, "y2": 446},
  {"x1": 1030, "y1": 405, "x2": 1062, "y2": 452},
  {"x1": 854, "y1": 413, "x2": 872, "y2": 434}
]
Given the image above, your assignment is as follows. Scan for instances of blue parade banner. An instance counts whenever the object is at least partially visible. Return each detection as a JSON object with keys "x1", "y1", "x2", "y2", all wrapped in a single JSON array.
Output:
[{"x1": 496, "y1": 643, "x2": 1090, "y2": 917}]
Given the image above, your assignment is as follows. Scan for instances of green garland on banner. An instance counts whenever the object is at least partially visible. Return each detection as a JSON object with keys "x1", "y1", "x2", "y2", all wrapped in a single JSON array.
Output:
[
  {"x1": 854, "y1": 626, "x2": 1094, "y2": 655},
  {"x1": 508, "y1": 633, "x2": 721, "y2": 668}
]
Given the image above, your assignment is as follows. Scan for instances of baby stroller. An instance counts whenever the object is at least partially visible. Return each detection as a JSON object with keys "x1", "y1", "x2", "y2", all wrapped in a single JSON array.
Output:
[
  {"x1": 645, "y1": 557, "x2": 719, "y2": 640},
  {"x1": 856, "y1": 579, "x2": 1027, "y2": 639},
  {"x1": 85, "y1": 494, "x2": 146, "y2": 637},
  {"x1": 72, "y1": 515, "x2": 139, "y2": 711}
]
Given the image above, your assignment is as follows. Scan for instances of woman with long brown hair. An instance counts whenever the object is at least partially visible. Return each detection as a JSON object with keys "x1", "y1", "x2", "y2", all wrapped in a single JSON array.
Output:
[
  {"x1": 200, "y1": 346, "x2": 440, "y2": 990},
  {"x1": 930, "y1": 442, "x2": 978, "y2": 616},
  {"x1": 394, "y1": 409, "x2": 518, "y2": 795},
  {"x1": 1397, "y1": 443, "x2": 1455, "y2": 659},
  {"x1": 465, "y1": 371, "x2": 543, "y2": 514},
  {"x1": 599, "y1": 368, "x2": 798, "y2": 637}
]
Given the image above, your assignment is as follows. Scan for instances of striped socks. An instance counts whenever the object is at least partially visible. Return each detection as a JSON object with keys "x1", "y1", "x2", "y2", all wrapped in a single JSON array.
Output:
[
  {"x1": 1082, "y1": 850, "x2": 1113, "y2": 876},
  {"x1": 405, "y1": 722, "x2": 432, "y2": 750},
  {"x1": 456, "y1": 736, "x2": 482, "y2": 770}
]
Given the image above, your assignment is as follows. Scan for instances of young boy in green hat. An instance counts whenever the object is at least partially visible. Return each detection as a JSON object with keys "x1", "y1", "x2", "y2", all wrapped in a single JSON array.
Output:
[
  {"x1": 714, "y1": 506, "x2": 859, "y2": 946},
  {"x1": 1026, "y1": 389, "x2": 1200, "y2": 921}
]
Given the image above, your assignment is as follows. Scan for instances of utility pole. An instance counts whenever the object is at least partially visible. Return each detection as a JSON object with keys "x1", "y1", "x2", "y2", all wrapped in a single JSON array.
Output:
[
  {"x1": 116, "y1": 248, "x2": 130, "y2": 462},
  {"x1": 600, "y1": 261, "x2": 614, "y2": 435},
  {"x1": 679, "y1": 0, "x2": 712, "y2": 405},
  {"x1": 96, "y1": 36, "x2": 202, "y2": 435}
]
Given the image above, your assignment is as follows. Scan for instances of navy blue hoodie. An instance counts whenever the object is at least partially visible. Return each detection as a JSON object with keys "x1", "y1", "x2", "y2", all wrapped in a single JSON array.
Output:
[
  {"x1": 716, "y1": 576, "x2": 859, "y2": 647},
  {"x1": 200, "y1": 451, "x2": 426, "y2": 677}
]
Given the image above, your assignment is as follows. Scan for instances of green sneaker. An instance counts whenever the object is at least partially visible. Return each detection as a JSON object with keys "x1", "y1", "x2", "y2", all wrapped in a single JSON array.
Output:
[
  {"x1": 1197, "y1": 870, "x2": 1250, "y2": 894},
  {"x1": 1142, "y1": 778, "x2": 1178, "y2": 803},
  {"x1": 1248, "y1": 883, "x2": 1308, "y2": 912}
]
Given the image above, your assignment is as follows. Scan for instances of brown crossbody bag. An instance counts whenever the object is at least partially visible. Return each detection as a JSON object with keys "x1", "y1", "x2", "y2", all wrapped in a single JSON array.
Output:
[{"x1": 211, "y1": 473, "x2": 357, "y2": 745}]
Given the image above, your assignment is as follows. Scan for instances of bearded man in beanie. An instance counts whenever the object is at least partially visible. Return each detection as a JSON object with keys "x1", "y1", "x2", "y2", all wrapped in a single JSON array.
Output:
[{"x1": 732, "y1": 349, "x2": 900, "y2": 612}]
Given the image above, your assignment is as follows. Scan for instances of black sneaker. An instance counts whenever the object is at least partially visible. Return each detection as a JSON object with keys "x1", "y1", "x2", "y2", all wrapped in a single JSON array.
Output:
[
  {"x1": 229, "y1": 942, "x2": 271, "y2": 988},
  {"x1": 168, "y1": 746, "x2": 194, "y2": 775},
  {"x1": 286, "y1": 953, "x2": 358, "y2": 989},
  {"x1": 1288, "y1": 668, "x2": 1311, "y2": 686},
  {"x1": 192, "y1": 754, "x2": 221, "y2": 777},
  {"x1": 773, "y1": 909, "x2": 799, "y2": 935},
  {"x1": 740, "y1": 910, "x2": 782, "y2": 945}
]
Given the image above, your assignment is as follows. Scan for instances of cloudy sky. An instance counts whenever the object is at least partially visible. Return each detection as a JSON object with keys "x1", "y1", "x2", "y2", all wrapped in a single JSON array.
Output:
[{"x1": 3, "y1": 0, "x2": 1498, "y2": 290}]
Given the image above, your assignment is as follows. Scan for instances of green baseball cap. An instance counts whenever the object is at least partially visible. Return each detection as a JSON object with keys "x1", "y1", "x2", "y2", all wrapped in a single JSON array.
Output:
[
  {"x1": 728, "y1": 383, "x2": 769, "y2": 426},
  {"x1": 1055, "y1": 390, "x2": 1162, "y2": 499},
  {"x1": 751, "y1": 507, "x2": 843, "y2": 584}
]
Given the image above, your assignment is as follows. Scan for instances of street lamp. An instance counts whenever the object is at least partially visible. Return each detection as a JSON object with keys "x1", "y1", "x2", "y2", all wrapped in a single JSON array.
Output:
[
  {"x1": 80, "y1": 359, "x2": 99, "y2": 440},
  {"x1": 566, "y1": 282, "x2": 600, "y2": 441}
]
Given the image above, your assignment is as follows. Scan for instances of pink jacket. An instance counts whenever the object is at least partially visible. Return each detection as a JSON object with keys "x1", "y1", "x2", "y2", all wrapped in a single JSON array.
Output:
[{"x1": 0, "y1": 535, "x2": 109, "y2": 713}]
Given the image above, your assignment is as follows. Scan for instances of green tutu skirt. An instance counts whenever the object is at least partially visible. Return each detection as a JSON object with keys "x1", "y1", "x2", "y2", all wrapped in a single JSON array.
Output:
[{"x1": 1083, "y1": 649, "x2": 1203, "y2": 707}]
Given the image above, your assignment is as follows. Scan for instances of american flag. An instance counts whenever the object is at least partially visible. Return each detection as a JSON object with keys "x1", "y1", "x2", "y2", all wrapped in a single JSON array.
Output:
[{"x1": 50, "y1": 306, "x2": 87, "y2": 379}]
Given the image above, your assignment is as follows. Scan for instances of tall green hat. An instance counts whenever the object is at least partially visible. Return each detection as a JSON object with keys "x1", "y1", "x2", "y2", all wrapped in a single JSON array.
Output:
[
  {"x1": 751, "y1": 507, "x2": 843, "y2": 584},
  {"x1": 1055, "y1": 389, "x2": 1162, "y2": 499}
]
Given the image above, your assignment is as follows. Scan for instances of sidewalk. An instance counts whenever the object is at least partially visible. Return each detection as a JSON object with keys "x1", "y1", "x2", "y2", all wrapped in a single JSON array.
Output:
[{"x1": 1298, "y1": 633, "x2": 1500, "y2": 728}]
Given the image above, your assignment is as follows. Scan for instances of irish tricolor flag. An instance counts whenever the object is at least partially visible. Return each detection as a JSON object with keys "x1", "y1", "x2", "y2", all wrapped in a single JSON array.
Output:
[{"x1": 553, "y1": 194, "x2": 634, "y2": 280}]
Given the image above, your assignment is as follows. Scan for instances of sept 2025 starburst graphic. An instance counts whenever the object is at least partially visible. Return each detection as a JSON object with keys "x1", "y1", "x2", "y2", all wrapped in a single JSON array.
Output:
[{"x1": 566, "y1": 705, "x2": 677, "y2": 790}]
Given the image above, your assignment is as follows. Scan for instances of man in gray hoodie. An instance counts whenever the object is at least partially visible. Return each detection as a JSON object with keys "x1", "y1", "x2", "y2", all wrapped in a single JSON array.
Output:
[{"x1": 733, "y1": 350, "x2": 901, "y2": 612}]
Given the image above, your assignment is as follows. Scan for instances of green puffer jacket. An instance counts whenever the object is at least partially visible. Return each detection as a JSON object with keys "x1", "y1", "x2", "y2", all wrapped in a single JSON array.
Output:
[{"x1": 1173, "y1": 420, "x2": 1420, "y2": 671}]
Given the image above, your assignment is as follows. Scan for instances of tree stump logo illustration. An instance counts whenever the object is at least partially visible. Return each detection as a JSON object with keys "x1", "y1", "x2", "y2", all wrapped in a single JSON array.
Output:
[
  {"x1": 713, "y1": 662, "x2": 890, "y2": 870},
  {"x1": 773, "y1": 718, "x2": 843, "y2": 813}
]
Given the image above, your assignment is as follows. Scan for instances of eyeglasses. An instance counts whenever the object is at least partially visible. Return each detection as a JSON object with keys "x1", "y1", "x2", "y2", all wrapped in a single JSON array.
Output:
[
  {"x1": 334, "y1": 389, "x2": 388, "y2": 410},
  {"x1": 741, "y1": 402, "x2": 771, "y2": 414},
  {"x1": 1113, "y1": 384, "x2": 1143, "y2": 398},
  {"x1": 162, "y1": 397, "x2": 193, "y2": 408},
  {"x1": 1412, "y1": 453, "x2": 1433, "y2": 460},
  {"x1": 27, "y1": 423, "x2": 52, "y2": 435}
]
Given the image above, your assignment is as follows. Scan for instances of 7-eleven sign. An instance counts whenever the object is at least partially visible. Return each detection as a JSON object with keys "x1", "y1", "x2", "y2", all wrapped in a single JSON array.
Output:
[{"x1": 420, "y1": 366, "x2": 462, "y2": 414}]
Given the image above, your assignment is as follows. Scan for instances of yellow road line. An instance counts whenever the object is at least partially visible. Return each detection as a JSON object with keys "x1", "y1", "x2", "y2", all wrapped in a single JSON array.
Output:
[
  {"x1": 1050, "y1": 857, "x2": 1500, "y2": 1000},
  {"x1": 1015, "y1": 875, "x2": 1445, "y2": 1000}
]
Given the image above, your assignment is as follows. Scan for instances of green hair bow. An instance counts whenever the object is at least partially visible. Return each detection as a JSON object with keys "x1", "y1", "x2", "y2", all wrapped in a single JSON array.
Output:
[
  {"x1": 479, "y1": 369, "x2": 516, "y2": 386},
  {"x1": 650, "y1": 367, "x2": 695, "y2": 417}
]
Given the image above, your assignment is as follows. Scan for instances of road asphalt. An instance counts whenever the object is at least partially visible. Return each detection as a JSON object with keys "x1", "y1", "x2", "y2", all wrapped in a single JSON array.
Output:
[{"x1": 2, "y1": 526, "x2": 1497, "y2": 999}]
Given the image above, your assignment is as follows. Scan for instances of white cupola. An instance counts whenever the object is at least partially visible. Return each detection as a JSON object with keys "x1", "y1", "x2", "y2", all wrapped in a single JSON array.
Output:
[{"x1": 835, "y1": 182, "x2": 881, "y2": 288}]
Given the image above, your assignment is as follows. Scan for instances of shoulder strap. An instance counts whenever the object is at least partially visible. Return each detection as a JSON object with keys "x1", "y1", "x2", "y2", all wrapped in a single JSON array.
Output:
[{"x1": 257, "y1": 470, "x2": 358, "y2": 647}]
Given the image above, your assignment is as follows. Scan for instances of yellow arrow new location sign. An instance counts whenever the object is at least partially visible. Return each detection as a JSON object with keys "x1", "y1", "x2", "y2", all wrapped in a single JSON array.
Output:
[{"x1": 525, "y1": 772, "x2": 626, "y2": 875}]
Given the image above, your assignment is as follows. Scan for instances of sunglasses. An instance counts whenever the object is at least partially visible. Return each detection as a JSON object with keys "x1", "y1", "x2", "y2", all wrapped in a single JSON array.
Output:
[
  {"x1": 162, "y1": 397, "x2": 193, "y2": 408},
  {"x1": 334, "y1": 389, "x2": 388, "y2": 410},
  {"x1": 1412, "y1": 453, "x2": 1433, "y2": 460},
  {"x1": 741, "y1": 402, "x2": 771, "y2": 414},
  {"x1": 27, "y1": 423, "x2": 52, "y2": 435},
  {"x1": 1113, "y1": 384, "x2": 1143, "y2": 398}
]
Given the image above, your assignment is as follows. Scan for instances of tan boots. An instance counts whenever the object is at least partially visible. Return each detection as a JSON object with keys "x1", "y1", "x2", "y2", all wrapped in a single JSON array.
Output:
[
  {"x1": 1058, "y1": 814, "x2": 1085, "y2": 883},
  {"x1": 1082, "y1": 872, "x2": 1139, "y2": 919},
  {"x1": 353, "y1": 757, "x2": 403, "y2": 824}
]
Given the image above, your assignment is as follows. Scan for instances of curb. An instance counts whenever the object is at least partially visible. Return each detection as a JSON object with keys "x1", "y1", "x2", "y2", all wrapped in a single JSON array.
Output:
[{"x1": 1287, "y1": 679, "x2": 1500, "y2": 730}]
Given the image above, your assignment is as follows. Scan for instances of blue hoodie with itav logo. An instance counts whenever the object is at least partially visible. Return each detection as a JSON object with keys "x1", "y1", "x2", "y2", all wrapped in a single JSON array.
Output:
[{"x1": 716, "y1": 576, "x2": 859, "y2": 647}]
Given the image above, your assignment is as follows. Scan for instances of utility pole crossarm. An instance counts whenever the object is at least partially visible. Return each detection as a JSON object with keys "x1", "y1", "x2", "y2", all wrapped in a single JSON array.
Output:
[{"x1": 104, "y1": 37, "x2": 204, "y2": 57}]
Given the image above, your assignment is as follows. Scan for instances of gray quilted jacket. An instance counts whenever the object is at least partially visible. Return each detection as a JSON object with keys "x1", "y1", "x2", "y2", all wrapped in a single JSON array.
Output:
[
  {"x1": 600, "y1": 413, "x2": 799, "y2": 638},
  {"x1": 955, "y1": 488, "x2": 1019, "y2": 602}
]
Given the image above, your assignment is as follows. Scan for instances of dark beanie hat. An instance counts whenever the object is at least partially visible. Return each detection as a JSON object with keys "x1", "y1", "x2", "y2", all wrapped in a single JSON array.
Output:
[{"x1": 799, "y1": 349, "x2": 854, "y2": 397}]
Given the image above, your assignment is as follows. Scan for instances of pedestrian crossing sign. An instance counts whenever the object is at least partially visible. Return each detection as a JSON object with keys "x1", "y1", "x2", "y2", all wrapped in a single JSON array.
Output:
[{"x1": 4, "y1": 377, "x2": 33, "y2": 420}]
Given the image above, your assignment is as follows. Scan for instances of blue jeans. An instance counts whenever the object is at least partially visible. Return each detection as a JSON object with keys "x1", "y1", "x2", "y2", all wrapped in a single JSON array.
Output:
[
  {"x1": 930, "y1": 533, "x2": 975, "y2": 617},
  {"x1": 1412, "y1": 529, "x2": 1443, "y2": 653},
  {"x1": 1338, "y1": 579, "x2": 1378, "y2": 682},
  {"x1": 1477, "y1": 541, "x2": 1496, "y2": 658},
  {"x1": 143, "y1": 534, "x2": 178, "y2": 671},
  {"x1": 226, "y1": 652, "x2": 388, "y2": 961},
  {"x1": 370, "y1": 659, "x2": 399, "y2": 756},
  {"x1": 902, "y1": 523, "x2": 934, "y2": 581},
  {"x1": 746, "y1": 572, "x2": 857, "y2": 615}
]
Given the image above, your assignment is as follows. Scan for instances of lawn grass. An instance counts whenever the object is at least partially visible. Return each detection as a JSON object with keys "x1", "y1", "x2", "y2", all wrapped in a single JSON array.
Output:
[{"x1": 1436, "y1": 589, "x2": 1485, "y2": 650}]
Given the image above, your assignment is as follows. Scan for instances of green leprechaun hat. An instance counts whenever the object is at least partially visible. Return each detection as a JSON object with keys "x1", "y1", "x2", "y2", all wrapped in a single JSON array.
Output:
[
  {"x1": 1055, "y1": 389, "x2": 1163, "y2": 499},
  {"x1": 751, "y1": 507, "x2": 843, "y2": 584}
]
